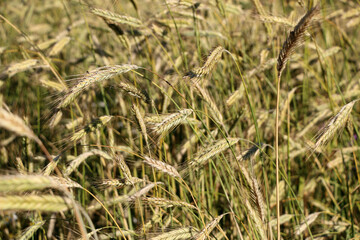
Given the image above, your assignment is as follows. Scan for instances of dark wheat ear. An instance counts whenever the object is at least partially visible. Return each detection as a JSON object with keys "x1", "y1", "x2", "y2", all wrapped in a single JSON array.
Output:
[{"x1": 277, "y1": 4, "x2": 321, "y2": 77}]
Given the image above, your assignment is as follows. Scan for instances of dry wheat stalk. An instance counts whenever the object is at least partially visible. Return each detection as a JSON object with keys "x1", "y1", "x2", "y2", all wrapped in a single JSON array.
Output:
[
  {"x1": 313, "y1": 100, "x2": 358, "y2": 152},
  {"x1": 189, "y1": 138, "x2": 240, "y2": 168},
  {"x1": 144, "y1": 156, "x2": 181, "y2": 178},
  {"x1": 142, "y1": 197, "x2": 196, "y2": 209},
  {"x1": 277, "y1": 4, "x2": 321, "y2": 77},
  {"x1": 91, "y1": 8, "x2": 143, "y2": 28},
  {"x1": 184, "y1": 46, "x2": 224, "y2": 82},
  {"x1": 150, "y1": 227, "x2": 199, "y2": 240},
  {"x1": 192, "y1": 213, "x2": 228, "y2": 240},
  {"x1": 18, "y1": 220, "x2": 45, "y2": 240},
  {"x1": 0, "y1": 195, "x2": 70, "y2": 212}
]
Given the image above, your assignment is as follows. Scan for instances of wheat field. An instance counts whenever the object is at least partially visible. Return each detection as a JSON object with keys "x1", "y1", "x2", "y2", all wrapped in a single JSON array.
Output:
[{"x1": 0, "y1": 0, "x2": 359, "y2": 239}]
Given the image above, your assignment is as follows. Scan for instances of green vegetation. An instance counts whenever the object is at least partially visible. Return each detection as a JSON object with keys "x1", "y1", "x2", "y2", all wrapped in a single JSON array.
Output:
[{"x1": 0, "y1": 0, "x2": 359, "y2": 239}]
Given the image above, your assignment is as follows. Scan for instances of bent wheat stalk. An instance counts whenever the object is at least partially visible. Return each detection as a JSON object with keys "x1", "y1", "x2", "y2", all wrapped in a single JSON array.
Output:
[{"x1": 275, "y1": 5, "x2": 321, "y2": 239}]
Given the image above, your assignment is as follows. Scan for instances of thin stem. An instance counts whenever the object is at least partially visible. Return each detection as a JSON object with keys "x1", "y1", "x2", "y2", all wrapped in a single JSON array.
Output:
[{"x1": 275, "y1": 74, "x2": 281, "y2": 240}]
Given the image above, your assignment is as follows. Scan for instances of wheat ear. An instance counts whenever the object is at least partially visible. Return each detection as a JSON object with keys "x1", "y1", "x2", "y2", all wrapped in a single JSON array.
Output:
[
  {"x1": 188, "y1": 138, "x2": 240, "y2": 168},
  {"x1": 192, "y1": 213, "x2": 228, "y2": 240},
  {"x1": 18, "y1": 220, "x2": 46, "y2": 240},
  {"x1": 144, "y1": 156, "x2": 181, "y2": 178},
  {"x1": 0, "y1": 195, "x2": 70, "y2": 212},
  {"x1": 149, "y1": 227, "x2": 199, "y2": 240},
  {"x1": 277, "y1": 5, "x2": 321, "y2": 77},
  {"x1": 313, "y1": 100, "x2": 358, "y2": 152}
]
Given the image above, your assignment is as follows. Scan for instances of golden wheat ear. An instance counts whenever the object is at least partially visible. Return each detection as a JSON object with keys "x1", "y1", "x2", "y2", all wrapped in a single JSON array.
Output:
[{"x1": 277, "y1": 4, "x2": 321, "y2": 77}]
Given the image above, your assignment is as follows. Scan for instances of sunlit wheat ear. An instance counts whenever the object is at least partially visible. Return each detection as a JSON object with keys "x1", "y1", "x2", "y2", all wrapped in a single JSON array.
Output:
[
  {"x1": 192, "y1": 213, "x2": 228, "y2": 240},
  {"x1": 90, "y1": 7, "x2": 143, "y2": 28},
  {"x1": 0, "y1": 195, "x2": 71, "y2": 212},
  {"x1": 0, "y1": 107, "x2": 40, "y2": 143},
  {"x1": 249, "y1": 176, "x2": 266, "y2": 223},
  {"x1": 69, "y1": 115, "x2": 113, "y2": 142},
  {"x1": 43, "y1": 159, "x2": 59, "y2": 176},
  {"x1": 142, "y1": 197, "x2": 196, "y2": 209},
  {"x1": 145, "y1": 109, "x2": 193, "y2": 142},
  {"x1": 245, "y1": 199, "x2": 267, "y2": 239},
  {"x1": 236, "y1": 143, "x2": 267, "y2": 162},
  {"x1": 18, "y1": 220, "x2": 45, "y2": 240},
  {"x1": 0, "y1": 175, "x2": 82, "y2": 192},
  {"x1": 97, "y1": 177, "x2": 144, "y2": 188},
  {"x1": 312, "y1": 100, "x2": 358, "y2": 152},
  {"x1": 127, "y1": 182, "x2": 162, "y2": 202},
  {"x1": 64, "y1": 149, "x2": 112, "y2": 177},
  {"x1": 184, "y1": 46, "x2": 224, "y2": 82},
  {"x1": 149, "y1": 227, "x2": 199, "y2": 240},
  {"x1": 115, "y1": 155, "x2": 132, "y2": 181},
  {"x1": 295, "y1": 212, "x2": 322, "y2": 235},
  {"x1": 144, "y1": 156, "x2": 181, "y2": 178},
  {"x1": 55, "y1": 64, "x2": 140, "y2": 110},
  {"x1": 132, "y1": 104, "x2": 149, "y2": 148},
  {"x1": 118, "y1": 82, "x2": 151, "y2": 104},
  {"x1": 277, "y1": 4, "x2": 321, "y2": 77},
  {"x1": 0, "y1": 59, "x2": 41, "y2": 79},
  {"x1": 188, "y1": 138, "x2": 240, "y2": 168}
]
